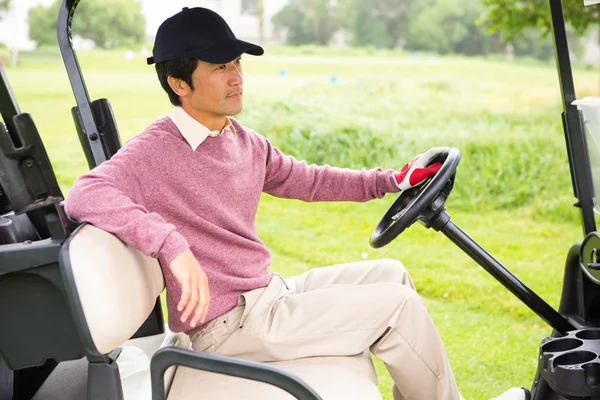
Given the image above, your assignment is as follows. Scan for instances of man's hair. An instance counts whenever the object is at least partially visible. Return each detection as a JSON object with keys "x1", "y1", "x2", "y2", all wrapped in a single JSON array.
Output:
[{"x1": 155, "y1": 57, "x2": 198, "y2": 106}]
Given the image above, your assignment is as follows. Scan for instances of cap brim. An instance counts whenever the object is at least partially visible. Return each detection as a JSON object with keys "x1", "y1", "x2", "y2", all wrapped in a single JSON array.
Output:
[{"x1": 192, "y1": 39, "x2": 264, "y2": 64}]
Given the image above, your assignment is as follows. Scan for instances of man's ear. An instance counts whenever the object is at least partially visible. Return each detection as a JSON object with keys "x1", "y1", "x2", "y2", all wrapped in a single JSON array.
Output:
[{"x1": 167, "y1": 76, "x2": 190, "y2": 98}]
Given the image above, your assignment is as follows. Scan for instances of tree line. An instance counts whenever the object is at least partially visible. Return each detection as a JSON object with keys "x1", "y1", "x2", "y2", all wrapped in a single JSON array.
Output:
[
  {"x1": 28, "y1": 0, "x2": 145, "y2": 49},
  {"x1": 21, "y1": 0, "x2": 600, "y2": 61},
  {"x1": 270, "y1": 0, "x2": 599, "y2": 59}
]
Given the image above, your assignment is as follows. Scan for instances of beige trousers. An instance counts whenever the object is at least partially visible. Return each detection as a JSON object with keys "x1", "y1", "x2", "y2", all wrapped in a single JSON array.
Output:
[{"x1": 190, "y1": 259, "x2": 462, "y2": 400}]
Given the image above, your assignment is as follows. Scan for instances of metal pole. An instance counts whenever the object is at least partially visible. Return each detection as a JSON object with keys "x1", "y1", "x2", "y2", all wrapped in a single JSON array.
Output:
[
  {"x1": 549, "y1": 0, "x2": 597, "y2": 236},
  {"x1": 0, "y1": 66, "x2": 21, "y2": 148},
  {"x1": 441, "y1": 220, "x2": 575, "y2": 335},
  {"x1": 56, "y1": 0, "x2": 107, "y2": 169}
]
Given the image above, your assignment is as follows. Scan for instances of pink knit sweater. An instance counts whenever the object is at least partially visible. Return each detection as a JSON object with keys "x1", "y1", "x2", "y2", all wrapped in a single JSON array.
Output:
[{"x1": 65, "y1": 116, "x2": 399, "y2": 333}]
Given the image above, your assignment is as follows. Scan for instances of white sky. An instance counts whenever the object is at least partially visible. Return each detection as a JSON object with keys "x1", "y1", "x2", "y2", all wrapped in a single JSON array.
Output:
[{"x1": 0, "y1": 0, "x2": 219, "y2": 49}]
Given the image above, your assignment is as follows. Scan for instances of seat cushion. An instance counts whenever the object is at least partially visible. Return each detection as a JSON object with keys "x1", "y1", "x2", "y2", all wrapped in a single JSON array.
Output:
[{"x1": 167, "y1": 351, "x2": 382, "y2": 400}]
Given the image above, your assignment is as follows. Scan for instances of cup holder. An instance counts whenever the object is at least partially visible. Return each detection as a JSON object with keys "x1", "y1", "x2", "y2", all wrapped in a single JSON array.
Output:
[
  {"x1": 584, "y1": 363, "x2": 600, "y2": 388},
  {"x1": 554, "y1": 351, "x2": 597, "y2": 367},
  {"x1": 540, "y1": 330, "x2": 600, "y2": 398},
  {"x1": 542, "y1": 338, "x2": 583, "y2": 353},
  {"x1": 576, "y1": 330, "x2": 600, "y2": 340}
]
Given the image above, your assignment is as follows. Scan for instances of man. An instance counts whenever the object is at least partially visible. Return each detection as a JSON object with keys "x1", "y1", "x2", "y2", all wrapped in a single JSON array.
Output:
[{"x1": 65, "y1": 7, "x2": 529, "y2": 400}]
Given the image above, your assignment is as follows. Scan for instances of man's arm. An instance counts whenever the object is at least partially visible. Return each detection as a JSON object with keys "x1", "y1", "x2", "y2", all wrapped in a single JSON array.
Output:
[
  {"x1": 65, "y1": 148, "x2": 189, "y2": 266},
  {"x1": 261, "y1": 136, "x2": 399, "y2": 202},
  {"x1": 65, "y1": 139, "x2": 210, "y2": 327}
]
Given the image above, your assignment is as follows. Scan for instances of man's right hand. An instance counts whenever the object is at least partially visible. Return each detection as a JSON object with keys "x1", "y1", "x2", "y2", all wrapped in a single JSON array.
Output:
[{"x1": 169, "y1": 248, "x2": 211, "y2": 328}]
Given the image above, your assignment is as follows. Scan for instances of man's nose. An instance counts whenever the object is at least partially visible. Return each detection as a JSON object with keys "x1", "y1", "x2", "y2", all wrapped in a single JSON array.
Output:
[{"x1": 230, "y1": 63, "x2": 243, "y2": 84}]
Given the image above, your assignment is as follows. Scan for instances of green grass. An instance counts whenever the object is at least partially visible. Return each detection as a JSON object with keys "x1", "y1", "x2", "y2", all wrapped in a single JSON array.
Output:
[{"x1": 5, "y1": 48, "x2": 599, "y2": 399}]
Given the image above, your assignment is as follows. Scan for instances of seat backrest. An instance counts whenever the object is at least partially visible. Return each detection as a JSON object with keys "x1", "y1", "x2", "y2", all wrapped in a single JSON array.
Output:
[{"x1": 59, "y1": 224, "x2": 165, "y2": 358}]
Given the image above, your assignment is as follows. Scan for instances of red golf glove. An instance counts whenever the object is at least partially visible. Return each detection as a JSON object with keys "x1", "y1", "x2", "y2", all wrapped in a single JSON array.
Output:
[{"x1": 394, "y1": 147, "x2": 449, "y2": 191}]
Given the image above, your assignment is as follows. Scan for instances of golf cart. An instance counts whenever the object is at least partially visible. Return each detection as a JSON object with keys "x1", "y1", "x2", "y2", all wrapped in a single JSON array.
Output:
[{"x1": 0, "y1": 0, "x2": 599, "y2": 399}]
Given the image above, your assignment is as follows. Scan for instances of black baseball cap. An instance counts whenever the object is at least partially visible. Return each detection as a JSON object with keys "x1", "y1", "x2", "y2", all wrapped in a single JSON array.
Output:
[{"x1": 147, "y1": 7, "x2": 264, "y2": 65}]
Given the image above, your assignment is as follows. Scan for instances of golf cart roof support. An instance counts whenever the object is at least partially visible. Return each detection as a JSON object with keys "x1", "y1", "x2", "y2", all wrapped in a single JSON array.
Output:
[
  {"x1": 0, "y1": 66, "x2": 19, "y2": 214},
  {"x1": 57, "y1": 0, "x2": 107, "y2": 168},
  {"x1": 549, "y1": 0, "x2": 597, "y2": 236},
  {"x1": 0, "y1": 67, "x2": 22, "y2": 148}
]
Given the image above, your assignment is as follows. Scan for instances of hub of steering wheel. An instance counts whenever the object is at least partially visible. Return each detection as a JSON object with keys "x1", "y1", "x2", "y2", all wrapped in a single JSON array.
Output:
[{"x1": 369, "y1": 148, "x2": 461, "y2": 248}]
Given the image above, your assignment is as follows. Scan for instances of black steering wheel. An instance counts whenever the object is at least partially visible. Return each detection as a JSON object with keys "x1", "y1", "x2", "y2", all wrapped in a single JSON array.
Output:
[{"x1": 370, "y1": 148, "x2": 461, "y2": 248}]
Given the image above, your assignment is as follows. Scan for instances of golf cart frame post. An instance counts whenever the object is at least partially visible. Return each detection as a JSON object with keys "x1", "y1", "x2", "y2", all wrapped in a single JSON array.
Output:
[
  {"x1": 57, "y1": 0, "x2": 118, "y2": 169},
  {"x1": 549, "y1": 0, "x2": 596, "y2": 236},
  {"x1": 546, "y1": 0, "x2": 600, "y2": 330}
]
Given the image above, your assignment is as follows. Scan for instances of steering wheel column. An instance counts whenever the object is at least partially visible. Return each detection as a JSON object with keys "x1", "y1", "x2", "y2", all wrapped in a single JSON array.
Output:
[
  {"x1": 429, "y1": 209, "x2": 574, "y2": 335},
  {"x1": 370, "y1": 147, "x2": 575, "y2": 335}
]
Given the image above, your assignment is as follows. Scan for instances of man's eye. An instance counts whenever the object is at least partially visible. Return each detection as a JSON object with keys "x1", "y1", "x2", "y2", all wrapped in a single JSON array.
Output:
[
  {"x1": 235, "y1": 58, "x2": 242, "y2": 64},
  {"x1": 217, "y1": 64, "x2": 226, "y2": 70}
]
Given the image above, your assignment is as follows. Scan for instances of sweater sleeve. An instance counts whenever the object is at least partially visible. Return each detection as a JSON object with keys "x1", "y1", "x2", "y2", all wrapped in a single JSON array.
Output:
[
  {"x1": 260, "y1": 135, "x2": 400, "y2": 202},
  {"x1": 64, "y1": 135, "x2": 189, "y2": 266}
]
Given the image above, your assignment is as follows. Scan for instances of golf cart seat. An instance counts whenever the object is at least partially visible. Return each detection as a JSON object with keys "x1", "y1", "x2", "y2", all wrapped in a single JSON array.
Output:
[{"x1": 60, "y1": 223, "x2": 382, "y2": 399}]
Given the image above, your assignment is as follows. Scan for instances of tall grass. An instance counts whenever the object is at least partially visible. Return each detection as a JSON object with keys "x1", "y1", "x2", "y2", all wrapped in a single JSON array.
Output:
[{"x1": 239, "y1": 67, "x2": 583, "y2": 224}]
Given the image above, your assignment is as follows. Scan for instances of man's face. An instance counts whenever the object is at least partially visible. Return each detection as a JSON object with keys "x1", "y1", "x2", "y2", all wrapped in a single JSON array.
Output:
[{"x1": 184, "y1": 57, "x2": 244, "y2": 117}]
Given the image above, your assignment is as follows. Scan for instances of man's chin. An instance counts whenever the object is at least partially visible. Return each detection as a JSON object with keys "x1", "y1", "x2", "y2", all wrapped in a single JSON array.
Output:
[
  {"x1": 225, "y1": 106, "x2": 243, "y2": 117},
  {"x1": 223, "y1": 97, "x2": 243, "y2": 115}
]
